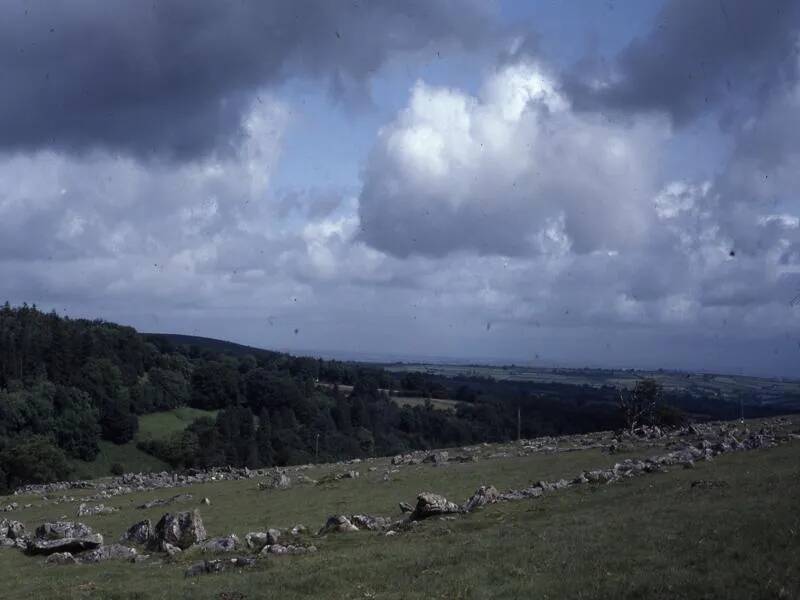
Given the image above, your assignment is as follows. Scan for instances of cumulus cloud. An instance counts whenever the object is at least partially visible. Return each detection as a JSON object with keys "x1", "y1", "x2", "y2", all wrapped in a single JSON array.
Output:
[
  {"x1": 0, "y1": 0, "x2": 492, "y2": 159},
  {"x1": 359, "y1": 61, "x2": 668, "y2": 257}
]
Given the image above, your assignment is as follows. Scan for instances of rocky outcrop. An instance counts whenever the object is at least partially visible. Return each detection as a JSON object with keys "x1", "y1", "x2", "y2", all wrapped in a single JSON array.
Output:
[
  {"x1": 152, "y1": 510, "x2": 206, "y2": 550},
  {"x1": 410, "y1": 493, "x2": 462, "y2": 520},
  {"x1": 121, "y1": 519, "x2": 154, "y2": 545},
  {"x1": 27, "y1": 522, "x2": 103, "y2": 555}
]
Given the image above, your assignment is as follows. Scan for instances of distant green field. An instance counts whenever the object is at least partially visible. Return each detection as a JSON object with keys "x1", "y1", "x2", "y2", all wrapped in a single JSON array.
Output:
[
  {"x1": 392, "y1": 396, "x2": 459, "y2": 412},
  {"x1": 383, "y1": 363, "x2": 800, "y2": 406},
  {"x1": 69, "y1": 407, "x2": 218, "y2": 479},
  {"x1": 69, "y1": 441, "x2": 169, "y2": 480},
  {"x1": 135, "y1": 407, "x2": 219, "y2": 442}
]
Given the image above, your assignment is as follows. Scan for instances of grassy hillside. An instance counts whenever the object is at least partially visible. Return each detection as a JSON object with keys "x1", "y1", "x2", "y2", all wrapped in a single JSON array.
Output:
[
  {"x1": 69, "y1": 441, "x2": 170, "y2": 480},
  {"x1": 70, "y1": 408, "x2": 218, "y2": 479},
  {"x1": 4, "y1": 416, "x2": 799, "y2": 599}
]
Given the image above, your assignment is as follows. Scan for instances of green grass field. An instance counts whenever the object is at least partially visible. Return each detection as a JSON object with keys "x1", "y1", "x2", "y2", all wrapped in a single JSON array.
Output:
[
  {"x1": 4, "y1": 417, "x2": 799, "y2": 599},
  {"x1": 69, "y1": 407, "x2": 218, "y2": 479},
  {"x1": 135, "y1": 407, "x2": 219, "y2": 443}
]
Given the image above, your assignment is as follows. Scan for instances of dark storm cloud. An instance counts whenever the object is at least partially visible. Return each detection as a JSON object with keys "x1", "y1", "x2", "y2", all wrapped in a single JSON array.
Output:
[
  {"x1": 0, "y1": 0, "x2": 491, "y2": 159},
  {"x1": 566, "y1": 0, "x2": 800, "y2": 123}
]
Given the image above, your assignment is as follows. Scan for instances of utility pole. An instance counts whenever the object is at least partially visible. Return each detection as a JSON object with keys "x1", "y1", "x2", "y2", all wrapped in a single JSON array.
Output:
[{"x1": 517, "y1": 405, "x2": 521, "y2": 442}]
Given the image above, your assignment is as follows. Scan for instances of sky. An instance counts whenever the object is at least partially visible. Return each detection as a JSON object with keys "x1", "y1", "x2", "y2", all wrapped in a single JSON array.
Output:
[{"x1": 2, "y1": 0, "x2": 800, "y2": 377}]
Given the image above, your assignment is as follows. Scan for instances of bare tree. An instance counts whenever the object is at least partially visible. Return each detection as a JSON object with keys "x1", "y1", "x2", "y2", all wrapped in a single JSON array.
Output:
[{"x1": 618, "y1": 378, "x2": 662, "y2": 431}]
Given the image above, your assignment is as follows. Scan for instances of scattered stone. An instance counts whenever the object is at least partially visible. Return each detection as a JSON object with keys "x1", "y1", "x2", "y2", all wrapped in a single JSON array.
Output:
[
  {"x1": 398, "y1": 501, "x2": 414, "y2": 514},
  {"x1": 201, "y1": 497, "x2": 211, "y2": 505},
  {"x1": 290, "y1": 524, "x2": 307, "y2": 536}
]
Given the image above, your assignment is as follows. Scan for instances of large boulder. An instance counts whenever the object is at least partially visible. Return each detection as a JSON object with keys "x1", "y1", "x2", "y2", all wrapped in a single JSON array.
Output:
[
  {"x1": 152, "y1": 510, "x2": 207, "y2": 550},
  {"x1": 121, "y1": 519, "x2": 154, "y2": 545},
  {"x1": 411, "y1": 493, "x2": 461, "y2": 520},
  {"x1": 35, "y1": 521, "x2": 92, "y2": 540},
  {"x1": 462, "y1": 485, "x2": 498, "y2": 513},
  {"x1": 27, "y1": 522, "x2": 103, "y2": 555}
]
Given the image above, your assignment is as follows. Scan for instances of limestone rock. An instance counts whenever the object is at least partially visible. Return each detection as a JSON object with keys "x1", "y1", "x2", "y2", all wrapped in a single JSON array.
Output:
[
  {"x1": 152, "y1": 510, "x2": 206, "y2": 550},
  {"x1": 258, "y1": 470, "x2": 291, "y2": 490},
  {"x1": 201, "y1": 534, "x2": 240, "y2": 553},
  {"x1": 411, "y1": 493, "x2": 461, "y2": 520},
  {"x1": 46, "y1": 552, "x2": 77, "y2": 565},
  {"x1": 462, "y1": 485, "x2": 498, "y2": 512},
  {"x1": 121, "y1": 520, "x2": 153, "y2": 545},
  {"x1": 245, "y1": 532, "x2": 269, "y2": 552},
  {"x1": 318, "y1": 515, "x2": 359, "y2": 535},
  {"x1": 28, "y1": 522, "x2": 103, "y2": 555},
  {"x1": 349, "y1": 514, "x2": 390, "y2": 531},
  {"x1": 78, "y1": 544, "x2": 137, "y2": 563}
]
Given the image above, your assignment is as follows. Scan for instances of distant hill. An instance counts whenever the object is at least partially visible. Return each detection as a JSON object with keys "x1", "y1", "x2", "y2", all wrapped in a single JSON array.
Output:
[{"x1": 143, "y1": 333, "x2": 281, "y2": 360}]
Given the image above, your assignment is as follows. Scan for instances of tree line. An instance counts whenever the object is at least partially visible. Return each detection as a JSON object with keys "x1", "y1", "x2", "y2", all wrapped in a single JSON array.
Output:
[{"x1": 2, "y1": 302, "x2": 779, "y2": 493}]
